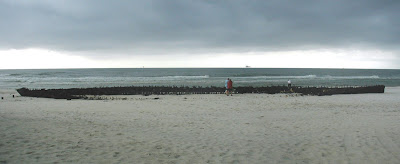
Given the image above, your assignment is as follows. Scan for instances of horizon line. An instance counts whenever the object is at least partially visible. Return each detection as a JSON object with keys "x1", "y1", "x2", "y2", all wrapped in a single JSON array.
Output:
[{"x1": 1, "y1": 67, "x2": 399, "y2": 70}]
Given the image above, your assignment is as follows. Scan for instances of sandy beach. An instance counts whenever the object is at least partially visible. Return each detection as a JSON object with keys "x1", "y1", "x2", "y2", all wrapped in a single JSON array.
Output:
[{"x1": 1, "y1": 87, "x2": 400, "y2": 163}]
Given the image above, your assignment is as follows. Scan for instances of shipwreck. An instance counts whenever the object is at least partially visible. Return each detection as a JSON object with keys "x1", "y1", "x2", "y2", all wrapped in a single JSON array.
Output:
[{"x1": 16, "y1": 85, "x2": 385, "y2": 99}]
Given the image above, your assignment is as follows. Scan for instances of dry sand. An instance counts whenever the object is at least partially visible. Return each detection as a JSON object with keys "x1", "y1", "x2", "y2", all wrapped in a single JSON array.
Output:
[{"x1": 1, "y1": 87, "x2": 400, "y2": 163}]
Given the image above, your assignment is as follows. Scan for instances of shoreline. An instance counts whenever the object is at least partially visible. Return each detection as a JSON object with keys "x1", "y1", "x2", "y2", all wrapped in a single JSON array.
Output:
[{"x1": 1, "y1": 87, "x2": 400, "y2": 163}]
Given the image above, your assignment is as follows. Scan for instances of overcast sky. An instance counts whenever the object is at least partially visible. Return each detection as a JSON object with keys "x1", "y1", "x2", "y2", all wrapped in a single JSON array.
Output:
[{"x1": 0, "y1": 0, "x2": 399, "y2": 69}]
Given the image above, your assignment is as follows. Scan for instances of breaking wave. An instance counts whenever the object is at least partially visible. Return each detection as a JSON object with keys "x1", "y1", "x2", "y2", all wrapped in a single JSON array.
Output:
[
  {"x1": 321, "y1": 75, "x2": 380, "y2": 79},
  {"x1": 159, "y1": 75, "x2": 210, "y2": 79}
]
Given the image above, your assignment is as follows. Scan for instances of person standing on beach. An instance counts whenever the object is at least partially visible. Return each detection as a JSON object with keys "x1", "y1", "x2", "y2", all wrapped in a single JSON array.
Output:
[
  {"x1": 225, "y1": 78, "x2": 229, "y2": 94},
  {"x1": 227, "y1": 79, "x2": 233, "y2": 96},
  {"x1": 288, "y1": 79, "x2": 292, "y2": 88}
]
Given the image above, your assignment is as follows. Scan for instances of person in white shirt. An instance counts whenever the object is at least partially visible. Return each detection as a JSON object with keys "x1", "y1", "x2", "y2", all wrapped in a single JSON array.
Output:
[
  {"x1": 225, "y1": 78, "x2": 229, "y2": 94},
  {"x1": 288, "y1": 79, "x2": 291, "y2": 87}
]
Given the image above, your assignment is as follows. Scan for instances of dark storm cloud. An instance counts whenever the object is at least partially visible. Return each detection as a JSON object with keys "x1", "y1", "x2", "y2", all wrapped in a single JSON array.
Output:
[{"x1": 0, "y1": 0, "x2": 399, "y2": 54}]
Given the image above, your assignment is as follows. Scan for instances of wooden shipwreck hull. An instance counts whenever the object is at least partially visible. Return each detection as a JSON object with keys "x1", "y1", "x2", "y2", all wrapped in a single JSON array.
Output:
[{"x1": 16, "y1": 85, "x2": 385, "y2": 99}]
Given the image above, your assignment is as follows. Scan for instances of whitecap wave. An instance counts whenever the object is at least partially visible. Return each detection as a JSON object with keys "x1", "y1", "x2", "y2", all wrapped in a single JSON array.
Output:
[
  {"x1": 160, "y1": 75, "x2": 210, "y2": 79},
  {"x1": 235, "y1": 75, "x2": 318, "y2": 79},
  {"x1": 322, "y1": 75, "x2": 380, "y2": 79}
]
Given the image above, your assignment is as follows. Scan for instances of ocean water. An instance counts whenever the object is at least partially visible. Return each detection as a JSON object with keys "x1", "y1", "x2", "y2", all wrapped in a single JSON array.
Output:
[{"x1": 1, "y1": 68, "x2": 400, "y2": 89}]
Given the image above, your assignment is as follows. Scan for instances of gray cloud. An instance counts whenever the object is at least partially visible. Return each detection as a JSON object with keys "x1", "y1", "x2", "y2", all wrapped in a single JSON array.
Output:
[{"x1": 1, "y1": 0, "x2": 399, "y2": 55}]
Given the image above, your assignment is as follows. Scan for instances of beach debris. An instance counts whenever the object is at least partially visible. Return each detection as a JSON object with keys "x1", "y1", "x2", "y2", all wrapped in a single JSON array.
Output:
[{"x1": 113, "y1": 152, "x2": 120, "y2": 157}]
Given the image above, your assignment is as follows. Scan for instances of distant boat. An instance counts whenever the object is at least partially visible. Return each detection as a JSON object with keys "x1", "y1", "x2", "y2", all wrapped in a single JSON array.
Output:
[{"x1": 246, "y1": 65, "x2": 251, "y2": 68}]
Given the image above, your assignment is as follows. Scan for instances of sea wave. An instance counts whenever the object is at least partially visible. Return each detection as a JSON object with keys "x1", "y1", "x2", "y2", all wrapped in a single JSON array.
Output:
[
  {"x1": 233, "y1": 75, "x2": 381, "y2": 80},
  {"x1": 159, "y1": 75, "x2": 210, "y2": 79},
  {"x1": 8, "y1": 73, "x2": 22, "y2": 76},
  {"x1": 66, "y1": 75, "x2": 210, "y2": 83},
  {"x1": 0, "y1": 73, "x2": 9, "y2": 77},
  {"x1": 321, "y1": 75, "x2": 380, "y2": 79},
  {"x1": 4, "y1": 80, "x2": 25, "y2": 83},
  {"x1": 235, "y1": 75, "x2": 317, "y2": 79}
]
